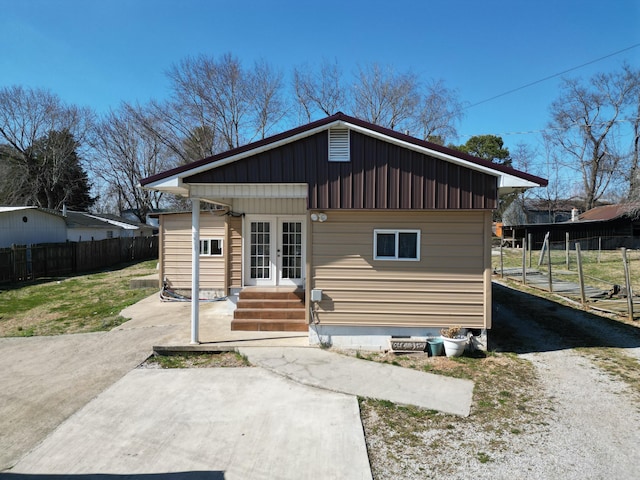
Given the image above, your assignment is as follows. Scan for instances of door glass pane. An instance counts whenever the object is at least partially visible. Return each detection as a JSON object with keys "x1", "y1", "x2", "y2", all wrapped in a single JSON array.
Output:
[
  {"x1": 250, "y1": 222, "x2": 271, "y2": 279},
  {"x1": 281, "y1": 222, "x2": 302, "y2": 279}
]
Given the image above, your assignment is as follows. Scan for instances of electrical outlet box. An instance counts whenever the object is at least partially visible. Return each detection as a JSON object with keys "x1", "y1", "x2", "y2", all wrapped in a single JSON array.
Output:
[{"x1": 310, "y1": 289, "x2": 323, "y2": 302}]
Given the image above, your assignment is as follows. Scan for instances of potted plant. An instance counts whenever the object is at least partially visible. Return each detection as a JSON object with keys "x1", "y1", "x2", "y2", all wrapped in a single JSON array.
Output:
[{"x1": 440, "y1": 326, "x2": 467, "y2": 357}]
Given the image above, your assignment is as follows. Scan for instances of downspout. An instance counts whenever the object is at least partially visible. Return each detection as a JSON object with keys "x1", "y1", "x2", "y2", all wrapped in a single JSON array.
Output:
[{"x1": 191, "y1": 198, "x2": 200, "y2": 344}]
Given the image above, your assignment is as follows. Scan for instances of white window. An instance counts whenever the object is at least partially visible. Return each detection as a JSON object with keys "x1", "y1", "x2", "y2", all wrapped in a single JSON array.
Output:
[
  {"x1": 373, "y1": 229, "x2": 420, "y2": 261},
  {"x1": 106, "y1": 230, "x2": 114, "y2": 239},
  {"x1": 199, "y1": 238, "x2": 223, "y2": 256}
]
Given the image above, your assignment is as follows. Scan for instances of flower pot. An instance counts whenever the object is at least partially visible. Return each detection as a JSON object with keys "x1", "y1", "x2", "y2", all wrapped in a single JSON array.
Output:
[
  {"x1": 442, "y1": 336, "x2": 467, "y2": 357},
  {"x1": 427, "y1": 338, "x2": 444, "y2": 356}
]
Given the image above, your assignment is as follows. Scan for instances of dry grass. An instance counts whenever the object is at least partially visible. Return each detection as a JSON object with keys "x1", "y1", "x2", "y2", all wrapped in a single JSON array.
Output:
[
  {"x1": 143, "y1": 351, "x2": 251, "y2": 369},
  {"x1": 0, "y1": 260, "x2": 158, "y2": 337},
  {"x1": 344, "y1": 349, "x2": 550, "y2": 478},
  {"x1": 493, "y1": 247, "x2": 640, "y2": 291}
]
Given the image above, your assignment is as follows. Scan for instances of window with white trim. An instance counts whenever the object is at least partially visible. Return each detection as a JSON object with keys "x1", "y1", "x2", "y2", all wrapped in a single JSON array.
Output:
[
  {"x1": 373, "y1": 229, "x2": 420, "y2": 261},
  {"x1": 199, "y1": 238, "x2": 223, "y2": 256}
]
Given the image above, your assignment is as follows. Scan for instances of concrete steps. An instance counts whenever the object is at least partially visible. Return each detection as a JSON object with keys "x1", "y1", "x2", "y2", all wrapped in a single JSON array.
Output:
[{"x1": 232, "y1": 288, "x2": 307, "y2": 332}]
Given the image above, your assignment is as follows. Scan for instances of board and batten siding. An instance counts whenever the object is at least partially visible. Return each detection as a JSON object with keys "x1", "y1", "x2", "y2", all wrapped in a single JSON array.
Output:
[
  {"x1": 160, "y1": 213, "x2": 226, "y2": 291},
  {"x1": 310, "y1": 210, "x2": 491, "y2": 329}
]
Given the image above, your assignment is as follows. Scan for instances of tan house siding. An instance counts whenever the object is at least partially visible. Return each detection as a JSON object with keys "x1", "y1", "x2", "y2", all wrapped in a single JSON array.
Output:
[
  {"x1": 160, "y1": 213, "x2": 226, "y2": 291},
  {"x1": 310, "y1": 210, "x2": 488, "y2": 328},
  {"x1": 228, "y1": 216, "x2": 243, "y2": 289}
]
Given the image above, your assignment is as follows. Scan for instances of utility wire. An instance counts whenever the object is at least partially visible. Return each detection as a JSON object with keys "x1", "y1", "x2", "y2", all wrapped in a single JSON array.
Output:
[
  {"x1": 459, "y1": 117, "x2": 640, "y2": 138},
  {"x1": 466, "y1": 42, "x2": 640, "y2": 110}
]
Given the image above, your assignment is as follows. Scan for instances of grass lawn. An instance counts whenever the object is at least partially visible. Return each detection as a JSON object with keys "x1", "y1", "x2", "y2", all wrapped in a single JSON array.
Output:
[
  {"x1": 493, "y1": 246, "x2": 640, "y2": 291},
  {"x1": 0, "y1": 260, "x2": 158, "y2": 337}
]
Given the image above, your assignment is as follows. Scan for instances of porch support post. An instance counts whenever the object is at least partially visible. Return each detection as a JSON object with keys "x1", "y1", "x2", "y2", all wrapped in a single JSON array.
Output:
[{"x1": 191, "y1": 198, "x2": 200, "y2": 344}]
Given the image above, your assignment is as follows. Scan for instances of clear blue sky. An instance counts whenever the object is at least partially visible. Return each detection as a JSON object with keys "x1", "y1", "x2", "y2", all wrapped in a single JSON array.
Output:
[{"x1": 1, "y1": 0, "x2": 639, "y2": 152}]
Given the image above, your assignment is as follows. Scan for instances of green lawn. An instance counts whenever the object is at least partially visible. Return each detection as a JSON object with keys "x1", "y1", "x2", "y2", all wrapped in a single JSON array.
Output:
[{"x1": 0, "y1": 260, "x2": 158, "y2": 337}]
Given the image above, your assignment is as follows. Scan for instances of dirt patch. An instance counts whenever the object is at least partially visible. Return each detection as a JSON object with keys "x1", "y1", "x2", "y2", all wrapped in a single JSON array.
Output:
[{"x1": 140, "y1": 351, "x2": 252, "y2": 369}]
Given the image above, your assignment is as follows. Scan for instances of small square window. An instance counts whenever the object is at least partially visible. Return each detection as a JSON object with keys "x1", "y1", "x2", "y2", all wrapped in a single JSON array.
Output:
[
  {"x1": 199, "y1": 238, "x2": 223, "y2": 256},
  {"x1": 373, "y1": 229, "x2": 420, "y2": 261}
]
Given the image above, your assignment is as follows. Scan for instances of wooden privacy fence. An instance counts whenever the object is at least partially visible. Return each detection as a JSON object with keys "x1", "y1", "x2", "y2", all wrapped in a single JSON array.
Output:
[{"x1": 0, "y1": 236, "x2": 158, "y2": 284}]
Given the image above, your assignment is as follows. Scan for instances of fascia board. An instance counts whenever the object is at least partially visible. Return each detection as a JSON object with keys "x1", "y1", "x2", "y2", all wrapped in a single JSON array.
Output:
[
  {"x1": 148, "y1": 120, "x2": 346, "y2": 188},
  {"x1": 344, "y1": 122, "x2": 544, "y2": 189},
  {"x1": 141, "y1": 176, "x2": 188, "y2": 195}
]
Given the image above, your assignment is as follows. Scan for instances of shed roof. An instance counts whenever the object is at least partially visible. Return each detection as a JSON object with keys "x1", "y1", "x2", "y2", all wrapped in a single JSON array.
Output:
[{"x1": 579, "y1": 203, "x2": 640, "y2": 222}]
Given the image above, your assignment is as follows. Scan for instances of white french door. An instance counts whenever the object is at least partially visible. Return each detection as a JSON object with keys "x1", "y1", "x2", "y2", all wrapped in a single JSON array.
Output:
[{"x1": 244, "y1": 216, "x2": 305, "y2": 287}]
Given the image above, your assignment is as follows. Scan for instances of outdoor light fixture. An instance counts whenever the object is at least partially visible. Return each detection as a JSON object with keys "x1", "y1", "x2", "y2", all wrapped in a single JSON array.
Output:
[{"x1": 311, "y1": 213, "x2": 327, "y2": 222}]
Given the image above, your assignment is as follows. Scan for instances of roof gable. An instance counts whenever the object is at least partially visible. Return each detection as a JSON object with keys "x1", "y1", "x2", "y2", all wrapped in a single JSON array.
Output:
[{"x1": 141, "y1": 112, "x2": 547, "y2": 201}]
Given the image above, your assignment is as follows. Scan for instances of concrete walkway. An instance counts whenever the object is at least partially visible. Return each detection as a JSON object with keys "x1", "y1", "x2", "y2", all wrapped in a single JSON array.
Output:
[{"x1": 240, "y1": 347, "x2": 474, "y2": 417}]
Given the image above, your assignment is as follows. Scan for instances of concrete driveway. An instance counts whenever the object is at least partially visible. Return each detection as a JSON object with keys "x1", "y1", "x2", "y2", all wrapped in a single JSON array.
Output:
[
  {"x1": 5, "y1": 368, "x2": 370, "y2": 479},
  {"x1": 0, "y1": 325, "x2": 178, "y2": 472},
  {"x1": 0, "y1": 295, "x2": 372, "y2": 478}
]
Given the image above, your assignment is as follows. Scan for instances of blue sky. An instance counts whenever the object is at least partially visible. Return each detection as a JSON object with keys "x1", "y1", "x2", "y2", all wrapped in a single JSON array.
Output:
[{"x1": 1, "y1": 0, "x2": 639, "y2": 153}]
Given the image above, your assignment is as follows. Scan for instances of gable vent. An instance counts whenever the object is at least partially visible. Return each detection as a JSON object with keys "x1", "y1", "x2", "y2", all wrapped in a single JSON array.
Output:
[{"x1": 329, "y1": 128, "x2": 350, "y2": 162}]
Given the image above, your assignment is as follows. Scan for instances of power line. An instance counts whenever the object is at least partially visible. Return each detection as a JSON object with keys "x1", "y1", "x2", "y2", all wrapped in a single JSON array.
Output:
[
  {"x1": 466, "y1": 42, "x2": 640, "y2": 110},
  {"x1": 459, "y1": 117, "x2": 640, "y2": 139}
]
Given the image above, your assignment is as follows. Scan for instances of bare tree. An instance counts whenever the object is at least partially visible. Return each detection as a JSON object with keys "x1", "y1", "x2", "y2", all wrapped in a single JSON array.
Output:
[
  {"x1": 627, "y1": 80, "x2": 640, "y2": 201},
  {"x1": 165, "y1": 53, "x2": 288, "y2": 150},
  {"x1": 293, "y1": 59, "x2": 346, "y2": 122},
  {"x1": 414, "y1": 79, "x2": 464, "y2": 144},
  {"x1": 90, "y1": 107, "x2": 174, "y2": 221},
  {"x1": 0, "y1": 85, "x2": 93, "y2": 209},
  {"x1": 351, "y1": 63, "x2": 419, "y2": 130},
  {"x1": 248, "y1": 60, "x2": 288, "y2": 140},
  {"x1": 127, "y1": 100, "x2": 220, "y2": 166},
  {"x1": 546, "y1": 64, "x2": 640, "y2": 210}
]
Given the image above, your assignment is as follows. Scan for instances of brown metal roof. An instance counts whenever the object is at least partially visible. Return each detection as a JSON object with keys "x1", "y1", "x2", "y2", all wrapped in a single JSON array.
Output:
[
  {"x1": 579, "y1": 203, "x2": 640, "y2": 221},
  {"x1": 140, "y1": 112, "x2": 548, "y2": 188}
]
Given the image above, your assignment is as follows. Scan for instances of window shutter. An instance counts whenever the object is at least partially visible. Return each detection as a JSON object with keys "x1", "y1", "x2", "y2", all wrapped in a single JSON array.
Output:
[{"x1": 329, "y1": 128, "x2": 350, "y2": 162}]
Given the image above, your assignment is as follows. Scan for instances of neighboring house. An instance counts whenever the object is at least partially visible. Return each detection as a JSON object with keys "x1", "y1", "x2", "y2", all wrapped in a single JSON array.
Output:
[
  {"x1": 65, "y1": 211, "x2": 155, "y2": 241},
  {"x1": 0, "y1": 206, "x2": 67, "y2": 248},
  {"x1": 142, "y1": 112, "x2": 546, "y2": 349},
  {"x1": 511, "y1": 203, "x2": 640, "y2": 250},
  {"x1": 502, "y1": 198, "x2": 579, "y2": 226}
]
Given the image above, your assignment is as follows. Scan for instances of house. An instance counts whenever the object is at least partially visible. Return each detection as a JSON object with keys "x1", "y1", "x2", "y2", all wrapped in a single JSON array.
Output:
[
  {"x1": 141, "y1": 113, "x2": 546, "y2": 349},
  {"x1": 511, "y1": 203, "x2": 640, "y2": 251},
  {"x1": 502, "y1": 197, "x2": 579, "y2": 226},
  {"x1": 65, "y1": 211, "x2": 156, "y2": 241},
  {"x1": 0, "y1": 206, "x2": 67, "y2": 248}
]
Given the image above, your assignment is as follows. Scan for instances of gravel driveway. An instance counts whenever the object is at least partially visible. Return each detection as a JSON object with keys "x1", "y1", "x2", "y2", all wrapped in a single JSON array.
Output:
[
  {"x1": 364, "y1": 282, "x2": 640, "y2": 479},
  {"x1": 487, "y1": 284, "x2": 640, "y2": 479}
]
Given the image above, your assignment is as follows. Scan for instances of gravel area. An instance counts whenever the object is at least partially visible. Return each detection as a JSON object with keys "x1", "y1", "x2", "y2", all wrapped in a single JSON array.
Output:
[{"x1": 362, "y1": 283, "x2": 640, "y2": 479}]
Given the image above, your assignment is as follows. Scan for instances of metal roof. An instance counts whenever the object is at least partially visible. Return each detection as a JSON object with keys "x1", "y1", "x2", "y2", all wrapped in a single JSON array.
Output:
[{"x1": 140, "y1": 112, "x2": 548, "y2": 196}]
